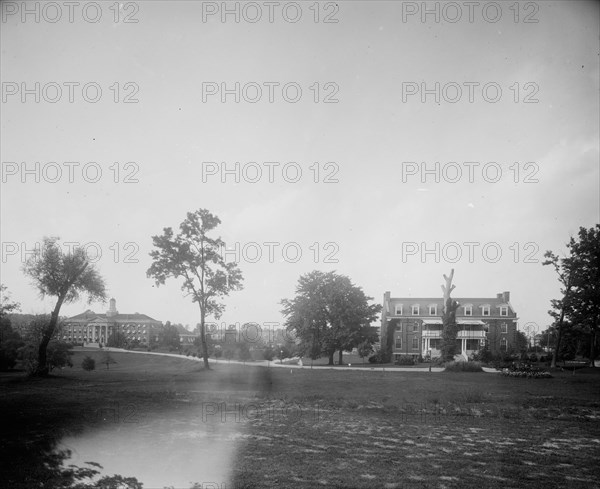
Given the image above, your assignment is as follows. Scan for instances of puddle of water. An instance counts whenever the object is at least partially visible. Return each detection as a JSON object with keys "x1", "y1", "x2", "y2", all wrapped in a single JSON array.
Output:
[{"x1": 60, "y1": 406, "x2": 239, "y2": 488}]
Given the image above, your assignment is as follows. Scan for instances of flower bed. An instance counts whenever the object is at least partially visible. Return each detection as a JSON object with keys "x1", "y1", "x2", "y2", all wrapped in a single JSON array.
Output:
[{"x1": 501, "y1": 363, "x2": 552, "y2": 379}]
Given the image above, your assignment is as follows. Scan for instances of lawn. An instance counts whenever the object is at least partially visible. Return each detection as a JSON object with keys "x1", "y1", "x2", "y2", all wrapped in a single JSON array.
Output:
[{"x1": 1, "y1": 350, "x2": 599, "y2": 489}]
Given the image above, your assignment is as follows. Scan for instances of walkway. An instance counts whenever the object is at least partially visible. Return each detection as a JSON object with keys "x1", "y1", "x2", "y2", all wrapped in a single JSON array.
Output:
[{"x1": 93, "y1": 347, "x2": 499, "y2": 373}]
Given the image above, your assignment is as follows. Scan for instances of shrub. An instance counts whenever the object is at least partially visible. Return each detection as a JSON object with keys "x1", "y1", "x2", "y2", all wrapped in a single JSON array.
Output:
[
  {"x1": 395, "y1": 355, "x2": 416, "y2": 366},
  {"x1": 82, "y1": 356, "x2": 95, "y2": 371},
  {"x1": 0, "y1": 339, "x2": 25, "y2": 370},
  {"x1": 263, "y1": 346, "x2": 275, "y2": 362},
  {"x1": 46, "y1": 341, "x2": 74, "y2": 371},
  {"x1": 368, "y1": 348, "x2": 391, "y2": 364},
  {"x1": 444, "y1": 361, "x2": 483, "y2": 372}
]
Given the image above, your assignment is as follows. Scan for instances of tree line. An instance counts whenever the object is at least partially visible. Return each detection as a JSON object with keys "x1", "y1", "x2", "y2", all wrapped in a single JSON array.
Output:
[{"x1": 3, "y1": 212, "x2": 597, "y2": 375}]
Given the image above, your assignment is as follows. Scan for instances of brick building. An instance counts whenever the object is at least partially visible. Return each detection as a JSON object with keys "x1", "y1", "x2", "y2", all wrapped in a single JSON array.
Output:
[
  {"x1": 381, "y1": 291, "x2": 518, "y2": 361},
  {"x1": 62, "y1": 298, "x2": 162, "y2": 347}
]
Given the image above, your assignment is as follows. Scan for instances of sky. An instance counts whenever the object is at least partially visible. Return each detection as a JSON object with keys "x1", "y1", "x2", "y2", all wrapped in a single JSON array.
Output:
[{"x1": 1, "y1": 0, "x2": 599, "y2": 340}]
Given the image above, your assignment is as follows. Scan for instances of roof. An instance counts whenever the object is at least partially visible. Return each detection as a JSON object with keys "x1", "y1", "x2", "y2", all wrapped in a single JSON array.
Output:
[
  {"x1": 64, "y1": 311, "x2": 162, "y2": 324},
  {"x1": 388, "y1": 297, "x2": 510, "y2": 306}
]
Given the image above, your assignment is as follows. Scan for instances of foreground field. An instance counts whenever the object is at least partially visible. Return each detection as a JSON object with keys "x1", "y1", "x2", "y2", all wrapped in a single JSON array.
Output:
[{"x1": 1, "y1": 350, "x2": 599, "y2": 489}]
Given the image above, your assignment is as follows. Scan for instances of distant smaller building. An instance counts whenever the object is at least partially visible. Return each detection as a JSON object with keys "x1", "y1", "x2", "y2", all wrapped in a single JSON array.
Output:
[
  {"x1": 62, "y1": 298, "x2": 162, "y2": 347},
  {"x1": 174, "y1": 324, "x2": 198, "y2": 344}
]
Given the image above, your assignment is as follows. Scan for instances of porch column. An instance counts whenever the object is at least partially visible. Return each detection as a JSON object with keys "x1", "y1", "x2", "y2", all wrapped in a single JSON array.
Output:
[{"x1": 462, "y1": 338, "x2": 466, "y2": 354}]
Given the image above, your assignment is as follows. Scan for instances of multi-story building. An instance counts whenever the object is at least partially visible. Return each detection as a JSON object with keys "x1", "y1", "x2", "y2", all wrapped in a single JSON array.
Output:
[
  {"x1": 381, "y1": 291, "x2": 518, "y2": 361},
  {"x1": 62, "y1": 298, "x2": 163, "y2": 347}
]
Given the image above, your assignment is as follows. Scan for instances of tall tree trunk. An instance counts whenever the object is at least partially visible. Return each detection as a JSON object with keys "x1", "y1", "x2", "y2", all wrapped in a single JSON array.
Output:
[
  {"x1": 198, "y1": 304, "x2": 210, "y2": 369},
  {"x1": 589, "y1": 325, "x2": 597, "y2": 368},
  {"x1": 551, "y1": 307, "x2": 567, "y2": 368},
  {"x1": 338, "y1": 349, "x2": 343, "y2": 365},
  {"x1": 35, "y1": 295, "x2": 65, "y2": 376},
  {"x1": 328, "y1": 351, "x2": 334, "y2": 365}
]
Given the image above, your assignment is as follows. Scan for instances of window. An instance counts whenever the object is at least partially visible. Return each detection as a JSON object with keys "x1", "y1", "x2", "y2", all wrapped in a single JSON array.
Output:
[
  {"x1": 395, "y1": 305, "x2": 403, "y2": 315},
  {"x1": 412, "y1": 337, "x2": 419, "y2": 349},
  {"x1": 501, "y1": 323, "x2": 508, "y2": 334},
  {"x1": 500, "y1": 306, "x2": 508, "y2": 316},
  {"x1": 429, "y1": 305, "x2": 437, "y2": 315},
  {"x1": 395, "y1": 337, "x2": 402, "y2": 349},
  {"x1": 412, "y1": 323, "x2": 418, "y2": 332},
  {"x1": 482, "y1": 305, "x2": 490, "y2": 316},
  {"x1": 412, "y1": 305, "x2": 420, "y2": 315},
  {"x1": 464, "y1": 305, "x2": 472, "y2": 316},
  {"x1": 500, "y1": 338, "x2": 507, "y2": 352}
]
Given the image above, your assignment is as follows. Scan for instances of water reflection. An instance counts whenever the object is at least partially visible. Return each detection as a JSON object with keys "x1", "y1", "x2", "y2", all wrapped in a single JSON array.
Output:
[{"x1": 60, "y1": 404, "x2": 240, "y2": 488}]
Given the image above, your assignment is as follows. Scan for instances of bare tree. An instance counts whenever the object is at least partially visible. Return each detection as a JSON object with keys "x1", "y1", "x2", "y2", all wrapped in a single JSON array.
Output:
[{"x1": 440, "y1": 269, "x2": 460, "y2": 362}]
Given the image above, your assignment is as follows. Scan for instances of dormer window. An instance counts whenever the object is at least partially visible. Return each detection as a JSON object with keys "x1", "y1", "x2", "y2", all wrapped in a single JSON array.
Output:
[
  {"x1": 429, "y1": 305, "x2": 437, "y2": 315},
  {"x1": 412, "y1": 305, "x2": 420, "y2": 315},
  {"x1": 464, "y1": 305, "x2": 472, "y2": 316},
  {"x1": 395, "y1": 305, "x2": 403, "y2": 316},
  {"x1": 482, "y1": 305, "x2": 490, "y2": 316},
  {"x1": 500, "y1": 306, "x2": 508, "y2": 316}
]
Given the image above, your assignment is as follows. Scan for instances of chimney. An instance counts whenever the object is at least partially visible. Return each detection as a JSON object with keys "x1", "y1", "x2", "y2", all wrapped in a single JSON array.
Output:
[
  {"x1": 496, "y1": 293, "x2": 503, "y2": 300},
  {"x1": 502, "y1": 291, "x2": 510, "y2": 303}
]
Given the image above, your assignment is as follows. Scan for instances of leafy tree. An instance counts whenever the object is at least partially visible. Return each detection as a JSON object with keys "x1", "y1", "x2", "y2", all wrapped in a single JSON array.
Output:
[
  {"x1": 440, "y1": 269, "x2": 460, "y2": 362},
  {"x1": 107, "y1": 330, "x2": 127, "y2": 348},
  {"x1": 278, "y1": 345, "x2": 291, "y2": 363},
  {"x1": 147, "y1": 209, "x2": 244, "y2": 369},
  {"x1": 263, "y1": 346, "x2": 275, "y2": 362},
  {"x1": 281, "y1": 271, "x2": 381, "y2": 365},
  {"x1": 543, "y1": 249, "x2": 575, "y2": 368},
  {"x1": 159, "y1": 322, "x2": 181, "y2": 350},
  {"x1": 515, "y1": 331, "x2": 529, "y2": 354},
  {"x1": 99, "y1": 351, "x2": 117, "y2": 370},
  {"x1": 357, "y1": 340, "x2": 374, "y2": 364},
  {"x1": 564, "y1": 225, "x2": 600, "y2": 366},
  {"x1": 22, "y1": 237, "x2": 106, "y2": 376},
  {"x1": 0, "y1": 284, "x2": 21, "y2": 318},
  {"x1": 0, "y1": 338, "x2": 25, "y2": 370},
  {"x1": 0, "y1": 284, "x2": 21, "y2": 344},
  {"x1": 237, "y1": 343, "x2": 251, "y2": 364},
  {"x1": 543, "y1": 226, "x2": 600, "y2": 367},
  {"x1": 82, "y1": 356, "x2": 96, "y2": 371},
  {"x1": 224, "y1": 348, "x2": 234, "y2": 362}
]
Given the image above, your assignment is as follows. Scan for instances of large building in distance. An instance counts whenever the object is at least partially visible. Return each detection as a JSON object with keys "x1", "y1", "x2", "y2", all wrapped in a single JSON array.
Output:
[
  {"x1": 62, "y1": 298, "x2": 162, "y2": 347},
  {"x1": 381, "y1": 291, "x2": 518, "y2": 361}
]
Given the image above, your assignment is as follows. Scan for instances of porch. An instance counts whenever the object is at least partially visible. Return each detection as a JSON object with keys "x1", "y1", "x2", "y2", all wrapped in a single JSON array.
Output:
[{"x1": 421, "y1": 319, "x2": 487, "y2": 359}]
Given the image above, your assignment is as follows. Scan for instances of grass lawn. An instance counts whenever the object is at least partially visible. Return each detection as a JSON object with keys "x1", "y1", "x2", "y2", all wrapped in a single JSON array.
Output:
[{"x1": 1, "y1": 349, "x2": 599, "y2": 488}]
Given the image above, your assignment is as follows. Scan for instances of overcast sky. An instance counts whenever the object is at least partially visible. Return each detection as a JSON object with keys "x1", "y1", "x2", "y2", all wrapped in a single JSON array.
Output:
[{"x1": 1, "y1": 1, "x2": 598, "y2": 338}]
